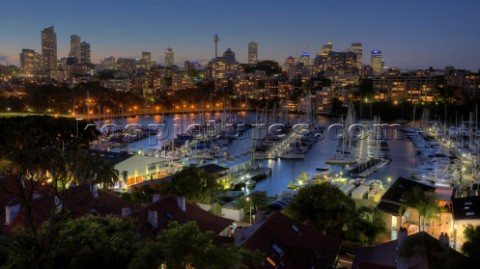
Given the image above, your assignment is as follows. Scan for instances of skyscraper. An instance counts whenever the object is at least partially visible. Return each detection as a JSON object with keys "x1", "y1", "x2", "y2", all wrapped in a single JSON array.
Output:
[
  {"x1": 41, "y1": 26, "x2": 57, "y2": 78},
  {"x1": 223, "y1": 48, "x2": 236, "y2": 63},
  {"x1": 69, "y1": 35, "x2": 81, "y2": 61},
  {"x1": 165, "y1": 47, "x2": 174, "y2": 67},
  {"x1": 371, "y1": 50, "x2": 383, "y2": 76},
  {"x1": 141, "y1": 51, "x2": 152, "y2": 69},
  {"x1": 351, "y1": 43, "x2": 362, "y2": 70},
  {"x1": 248, "y1": 42, "x2": 258, "y2": 64},
  {"x1": 20, "y1": 49, "x2": 42, "y2": 75},
  {"x1": 80, "y1": 41, "x2": 91, "y2": 64},
  {"x1": 214, "y1": 34, "x2": 219, "y2": 58}
]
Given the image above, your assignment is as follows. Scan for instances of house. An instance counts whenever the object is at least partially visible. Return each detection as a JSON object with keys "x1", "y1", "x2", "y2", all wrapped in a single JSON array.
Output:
[
  {"x1": 452, "y1": 195, "x2": 480, "y2": 250},
  {"x1": 132, "y1": 195, "x2": 234, "y2": 238},
  {"x1": 238, "y1": 211, "x2": 342, "y2": 269},
  {"x1": 1, "y1": 175, "x2": 136, "y2": 235},
  {"x1": 352, "y1": 228, "x2": 467, "y2": 269},
  {"x1": 377, "y1": 177, "x2": 437, "y2": 239}
]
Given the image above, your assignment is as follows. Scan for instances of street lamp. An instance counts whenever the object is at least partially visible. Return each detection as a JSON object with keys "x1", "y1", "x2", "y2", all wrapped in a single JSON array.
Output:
[
  {"x1": 246, "y1": 197, "x2": 252, "y2": 224},
  {"x1": 75, "y1": 117, "x2": 83, "y2": 138}
]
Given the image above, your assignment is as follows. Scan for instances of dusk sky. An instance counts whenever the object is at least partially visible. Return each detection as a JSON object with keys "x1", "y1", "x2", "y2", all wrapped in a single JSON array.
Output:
[{"x1": 1, "y1": 0, "x2": 479, "y2": 70}]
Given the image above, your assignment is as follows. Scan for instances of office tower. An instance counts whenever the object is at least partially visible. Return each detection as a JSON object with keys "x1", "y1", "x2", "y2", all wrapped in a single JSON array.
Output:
[
  {"x1": 80, "y1": 41, "x2": 91, "y2": 64},
  {"x1": 69, "y1": 35, "x2": 81, "y2": 61},
  {"x1": 20, "y1": 49, "x2": 42, "y2": 75},
  {"x1": 320, "y1": 41, "x2": 333, "y2": 57},
  {"x1": 41, "y1": 26, "x2": 57, "y2": 78},
  {"x1": 142, "y1": 51, "x2": 152, "y2": 69},
  {"x1": 298, "y1": 52, "x2": 310, "y2": 66},
  {"x1": 214, "y1": 34, "x2": 219, "y2": 58},
  {"x1": 223, "y1": 48, "x2": 236, "y2": 63},
  {"x1": 248, "y1": 42, "x2": 258, "y2": 64},
  {"x1": 371, "y1": 50, "x2": 383, "y2": 76},
  {"x1": 165, "y1": 47, "x2": 174, "y2": 67},
  {"x1": 351, "y1": 43, "x2": 362, "y2": 70}
]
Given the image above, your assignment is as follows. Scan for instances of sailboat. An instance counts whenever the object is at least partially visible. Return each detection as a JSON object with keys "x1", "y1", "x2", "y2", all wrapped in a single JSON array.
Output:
[{"x1": 326, "y1": 106, "x2": 357, "y2": 165}]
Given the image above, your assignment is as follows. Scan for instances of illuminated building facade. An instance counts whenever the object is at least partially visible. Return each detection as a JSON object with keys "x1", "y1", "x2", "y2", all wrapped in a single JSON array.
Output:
[
  {"x1": 69, "y1": 35, "x2": 81, "y2": 62},
  {"x1": 80, "y1": 41, "x2": 91, "y2": 64},
  {"x1": 371, "y1": 50, "x2": 383, "y2": 76},
  {"x1": 165, "y1": 47, "x2": 174, "y2": 67},
  {"x1": 41, "y1": 26, "x2": 57, "y2": 78},
  {"x1": 248, "y1": 42, "x2": 258, "y2": 64},
  {"x1": 351, "y1": 43, "x2": 362, "y2": 70},
  {"x1": 20, "y1": 49, "x2": 42, "y2": 76},
  {"x1": 373, "y1": 76, "x2": 437, "y2": 103}
]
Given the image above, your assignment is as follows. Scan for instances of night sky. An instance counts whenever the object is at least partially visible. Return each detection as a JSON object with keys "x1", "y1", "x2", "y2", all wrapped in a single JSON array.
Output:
[{"x1": 1, "y1": 0, "x2": 479, "y2": 70}]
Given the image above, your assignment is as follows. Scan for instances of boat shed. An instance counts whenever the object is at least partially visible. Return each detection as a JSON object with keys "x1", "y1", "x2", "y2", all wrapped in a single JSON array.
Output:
[{"x1": 352, "y1": 185, "x2": 370, "y2": 199}]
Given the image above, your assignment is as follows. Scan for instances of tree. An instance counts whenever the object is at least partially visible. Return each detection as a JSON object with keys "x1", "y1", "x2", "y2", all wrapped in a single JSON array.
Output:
[
  {"x1": 345, "y1": 206, "x2": 386, "y2": 245},
  {"x1": 462, "y1": 224, "x2": 480, "y2": 266},
  {"x1": 3, "y1": 215, "x2": 139, "y2": 269},
  {"x1": 285, "y1": 183, "x2": 355, "y2": 237},
  {"x1": 402, "y1": 186, "x2": 440, "y2": 232},
  {"x1": 162, "y1": 165, "x2": 219, "y2": 203},
  {"x1": 129, "y1": 221, "x2": 260, "y2": 269}
]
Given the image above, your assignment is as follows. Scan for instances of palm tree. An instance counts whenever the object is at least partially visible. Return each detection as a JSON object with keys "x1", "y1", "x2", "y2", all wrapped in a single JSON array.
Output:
[{"x1": 402, "y1": 186, "x2": 440, "y2": 232}]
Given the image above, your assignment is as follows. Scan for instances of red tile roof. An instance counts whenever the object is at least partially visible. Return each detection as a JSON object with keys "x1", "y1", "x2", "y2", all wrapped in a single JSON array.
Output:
[
  {"x1": 242, "y1": 211, "x2": 342, "y2": 269},
  {"x1": 352, "y1": 232, "x2": 467, "y2": 269},
  {"x1": 1, "y1": 176, "x2": 136, "y2": 235},
  {"x1": 132, "y1": 195, "x2": 234, "y2": 238}
]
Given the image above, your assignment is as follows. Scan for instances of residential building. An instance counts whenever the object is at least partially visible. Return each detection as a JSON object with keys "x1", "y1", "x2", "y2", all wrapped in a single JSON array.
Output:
[
  {"x1": 452, "y1": 196, "x2": 480, "y2": 250},
  {"x1": 352, "y1": 229, "x2": 466, "y2": 269},
  {"x1": 117, "y1": 58, "x2": 137, "y2": 76},
  {"x1": 373, "y1": 76, "x2": 437, "y2": 103},
  {"x1": 133, "y1": 195, "x2": 234, "y2": 238},
  {"x1": 41, "y1": 26, "x2": 57, "y2": 78},
  {"x1": 238, "y1": 211, "x2": 342, "y2": 269},
  {"x1": 19, "y1": 49, "x2": 42, "y2": 76}
]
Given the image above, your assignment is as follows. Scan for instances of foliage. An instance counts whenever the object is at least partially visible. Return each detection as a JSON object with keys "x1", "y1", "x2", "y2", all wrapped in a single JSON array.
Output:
[
  {"x1": 462, "y1": 224, "x2": 480, "y2": 265},
  {"x1": 3, "y1": 215, "x2": 139, "y2": 269},
  {"x1": 285, "y1": 183, "x2": 355, "y2": 237},
  {"x1": 344, "y1": 206, "x2": 386, "y2": 245},
  {"x1": 129, "y1": 221, "x2": 261, "y2": 269},
  {"x1": 402, "y1": 186, "x2": 440, "y2": 232},
  {"x1": 161, "y1": 165, "x2": 219, "y2": 203}
]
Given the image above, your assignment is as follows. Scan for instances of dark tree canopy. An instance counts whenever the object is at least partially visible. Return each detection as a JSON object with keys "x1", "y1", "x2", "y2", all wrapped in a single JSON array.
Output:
[
  {"x1": 162, "y1": 165, "x2": 219, "y2": 203},
  {"x1": 285, "y1": 183, "x2": 355, "y2": 237}
]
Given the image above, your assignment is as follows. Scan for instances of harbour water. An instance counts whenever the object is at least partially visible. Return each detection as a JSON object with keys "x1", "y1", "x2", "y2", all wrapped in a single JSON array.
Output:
[{"x1": 97, "y1": 112, "x2": 421, "y2": 196}]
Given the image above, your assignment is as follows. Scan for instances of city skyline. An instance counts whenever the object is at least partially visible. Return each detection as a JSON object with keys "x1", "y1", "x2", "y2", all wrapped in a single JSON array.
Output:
[{"x1": 1, "y1": 0, "x2": 480, "y2": 70}]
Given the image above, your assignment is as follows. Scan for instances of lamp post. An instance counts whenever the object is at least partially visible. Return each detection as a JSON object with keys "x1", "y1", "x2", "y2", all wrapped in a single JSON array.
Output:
[
  {"x1": 246, "y1": 197, "x2": 252, "y2": 224},
  {"x1": 75, "y1": 117, "x2": 83, "y2": 138}
]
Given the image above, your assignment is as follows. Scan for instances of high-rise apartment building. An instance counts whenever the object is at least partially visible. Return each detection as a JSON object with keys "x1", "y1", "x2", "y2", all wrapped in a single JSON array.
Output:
[
  {"x1": 248, "y1": 42, "x2": 258, "y2": 64},
  {"x1": 20, "y1": 49, "x2": 42, "y2": 75},
  {"x1": 80, "y1": 41, "x2": 91, "y2": 64},
  {"x1": 371, "y1": 50, "x2": 383, "y2": 76},
  {"x1": 165, "y1": 47, "x2": 174, "y2": 67},
  {"x1": 351, "y1": 43, "x2": 362, "y2": 70},
  {"x1": 69, "y1": 35, "x2": 81, "y2": 61},
  {"x1": 41, "y1": 26, "x2": 57, "y2": 78}
]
